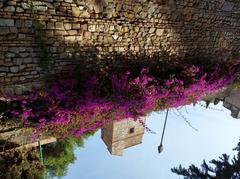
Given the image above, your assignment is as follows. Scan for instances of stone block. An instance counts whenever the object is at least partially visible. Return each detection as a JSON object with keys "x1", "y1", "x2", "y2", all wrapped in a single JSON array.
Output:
[
  {"x1": 10, "y1": 66, "x2": 19, "y2": 73},
  {"x1": 65, "y1": 36, "x2": 76, "y2": 41},
  {"x1": 98, "y1": 24, "x2": 105, "y2": 32},
  {"x1": 21, "y1": 2, "x2": 31, "y2": 9},
  {"x1": 222, "y1": 1, "x2": 234, "y2": 11},
  {"x1": 19, "y1": 47, "x2": 26, "y2": 52},
  {"x1": 112, "y1": 34, "x2": 119, "y2": 40},
  {"x1": 64, "y1": 23, "x2": 72, "y2": 30},
  {"x1": 0, "y1": 18, "x2": 14, "y2": 27},
  {"x1": 47, "y1": 22, "x2": 55, "y2": 29},
  {"x1": 88, "y1": 24, "x2": 96, "y2": 32},
  {"x1": 15, "y1": 87, "x2": 23, "y2": 95},
  {"x1": 0, "y1": 66, "x2": 9, "y2": 72},
  {"x1": 14, "y1": 58, "x2": 23, "y2": 65},
  {"x1": 4, "y1": 6, "x2": 15, "y2": 12},
  {"x1": 0, "y1": 73, "x2": 6, "y2": 77},
  {"x1": 156, "y1": 29, "x2": 164, "y2": 36},
  {"x1": 80, "y1": 11, "x2": 90, "y2": 18},
  {"x1": 76, "y1": 35, "x2": 83, "y2": 41},
  {"x1": 56, "y1": 30, "x2": 67, "y2": 36},
  {"x1": 15, "y1": 20, "x2": 25, "y2": 27},
  {"x1": 68, "y1": 30, "x2": 78, "y2": 35},
  {"x1": 6, "y1": 53, "x2": 15, "y2": 58},
  {"x1": 149, "y1": 27, "x2": 156, "y2": 33},
  {"x1": 23, "y1": 58, "x2": 32, "y2": 63},
  {"x1": 84, "y1": 31, "x2": 91, "y2": 39},
  {"x1": 0, "y1": 27, "x2": 10, "y2": 35},
  {"x1": 140, "y1": 12, "x2": 147, "y2": 18},
  {"x1": 72, "y1": 7, "x2": 80, "y2": 16},
  {"x1": 49, "y1": 47, "x2": 57, "y2": 53},
  {"x1": 19, "y1": 53, "x2": 29, "y2": 58},
  {"x1": 18, "y1": 34, "x2": 26, "y2": 39},
  {"x1": 25, "y1": 20, "x2": 33, "y2": 28},
  {"x1": 80, "y1": 23, "x2": 88, "y2": 31},
  {"x1": 93, "y1": 2, "x2": 103, "y2": 13},
  {"x1": 109, "y1": 25, "x2": 115, "y2": 31},
  {"x1": 9, "y1": 47, "x2": 20, "y2": 53},
  {"x1": 20, "y1": 76, "x2": 26, "y2": 81},
  {"x1": 72, "y1": 23, "x2": 80, "y2": 29},
  {"x1": 46, "y1": 30, "x2": 54, "y2": 36},
  {"x1": 9, "y1": 27, "x2": 18, "y2": 33},
  {"x1": 16, "y1": 7, "x2": 24, "y2": 12},
  {"x1": 56, "y1": 22, "x2": 64, "y2": 29},
  {"x1": 119, "y1": 47, "x2": 125, "y2": 52},
  {"x1": 7, "y1": 1, "x2": 16, "y2": 5},
  {"x1": 19, "y1": 65, "x2": 26, "y2": 71},
  {"x1": 36, "y1": 6, "x2": 48, "y2": 12},
  {"x1": 36, "y1": 67, "x2": 42, "y2": 71}
]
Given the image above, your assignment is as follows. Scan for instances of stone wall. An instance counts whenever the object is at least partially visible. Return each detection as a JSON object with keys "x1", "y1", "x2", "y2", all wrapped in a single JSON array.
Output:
[{"x1": 0, "y1": 0, "x2": 240, "y2": 94}]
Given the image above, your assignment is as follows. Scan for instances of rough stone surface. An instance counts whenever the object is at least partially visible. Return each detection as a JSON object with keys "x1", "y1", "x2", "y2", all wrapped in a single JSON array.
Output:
[
  {"x1": 101, "y1": 117, "x2": 146, "y2": 156},
  {"x1": 10, "y1": 66, "x2": 19, "y2": 73},
  {"x1": 16, "y1": 7, "x2": 24, "y2": 13},
  {"x1": 222, "y1": 1, "x2": 234, "y2": 11},
  {"x1": 0, "y1": 67, "x2": 9, "y2": 72},
  {"x1": 4, "y1": 6, "x2": 15, "y2": 12},
  {"x1": 72, "y1": 7, "x2": 80, "y2": 16},
  {"x1": 0, "y1": 27, "x2": 10, "y2": 35},
  {"x1": 0, "y1": 19, "x2": 14, "y2": 26},
  {"x1": 0, "y1": 0, "x2": 240, "y2": 95},
  {"x1": 21, "y1": 2, "x2": 31, "y2": 9},
  {"x1": 25, "y1": 20, "x2": 33, "y2": 28},
  {"x1": 156, "y1": 29, "x2": 164, "y2": 36}
]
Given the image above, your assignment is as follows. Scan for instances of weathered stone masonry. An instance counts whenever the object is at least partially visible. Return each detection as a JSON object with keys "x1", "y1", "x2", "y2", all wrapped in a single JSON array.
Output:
[{"x1": 0, "y1": 0, "x2": 240, "y2": 94}]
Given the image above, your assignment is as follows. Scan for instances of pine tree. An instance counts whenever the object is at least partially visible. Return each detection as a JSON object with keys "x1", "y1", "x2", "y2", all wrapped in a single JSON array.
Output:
[{"x1": 172, "y1": 139, "x2": 240, "y2": 179}]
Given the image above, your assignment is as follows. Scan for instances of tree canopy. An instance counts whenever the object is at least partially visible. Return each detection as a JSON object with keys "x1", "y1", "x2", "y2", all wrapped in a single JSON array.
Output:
[
  {"x1": 0, "y1": 131, "x2": 95, "y2": 179},
  {"x1": 43, "y1": 131, "x2": 95, "y2": 178},
  {"x1": 172, "y1": 139, "x2": 240, "y2": 179}
]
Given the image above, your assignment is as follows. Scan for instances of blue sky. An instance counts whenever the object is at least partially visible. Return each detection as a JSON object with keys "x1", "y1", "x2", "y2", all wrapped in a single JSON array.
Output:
[{"x1": 64, "y1": 102, "x2": 240, "y2": 179}]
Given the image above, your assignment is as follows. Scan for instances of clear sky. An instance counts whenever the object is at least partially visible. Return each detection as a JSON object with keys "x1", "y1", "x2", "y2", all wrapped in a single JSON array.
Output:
[{"x1": 64, "y1": 102, "x2": 240, "y2": 179}]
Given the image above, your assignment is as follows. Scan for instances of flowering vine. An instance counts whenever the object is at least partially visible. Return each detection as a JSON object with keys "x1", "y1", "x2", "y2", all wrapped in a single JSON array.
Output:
[{"x1": 4, "y1": 60, "x2": 240, "y2": 138}]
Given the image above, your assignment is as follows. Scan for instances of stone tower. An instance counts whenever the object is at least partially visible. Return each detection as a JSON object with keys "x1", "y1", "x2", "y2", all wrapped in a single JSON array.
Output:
[{"x1": 101, "y1": 117, "x2": 146, "y2": 156}]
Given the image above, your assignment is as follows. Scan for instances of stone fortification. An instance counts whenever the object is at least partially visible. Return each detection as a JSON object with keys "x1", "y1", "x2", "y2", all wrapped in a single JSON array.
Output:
[{"x1": 0, "y1": 0, "x2": 240, "y2": 94}]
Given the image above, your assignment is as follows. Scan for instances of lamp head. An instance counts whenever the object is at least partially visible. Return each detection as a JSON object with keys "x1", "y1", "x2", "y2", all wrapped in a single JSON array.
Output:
[{"x1": 158, "y1": 144, "x2": 163, "y2": 153}]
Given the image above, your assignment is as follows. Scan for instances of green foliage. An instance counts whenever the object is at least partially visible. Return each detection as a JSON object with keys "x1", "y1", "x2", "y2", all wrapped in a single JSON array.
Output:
[
  {"x1": 228, "y1": 81, "x2": 240, "y2": 90},
  {"x1": 43, "y1": 139, "x2": 77, "y2": 178},
  {"x1": 43, "y1": 131, "x2": 95, "y2": 178},
  {"x1": 172, "y1": 139, "x2": 240, "y2": 179},
  {"x1": 0, "y1": 100, "x2": 24, "y2": 129},
  {"x1": 0, "y1": 148, "x2": 44, "y2": 179},
  {"x1": 29, "y1": 0, "x2": 50, "y2": 69},
  {"x1": 0, "y1": 131, "x2": 95, "y2": 179},
  {"x1": 33, "y1": 20, "x2": 50, "y2": 69}
]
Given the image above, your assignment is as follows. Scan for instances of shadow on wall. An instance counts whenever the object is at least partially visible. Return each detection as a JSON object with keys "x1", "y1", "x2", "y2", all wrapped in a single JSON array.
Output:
[
  {"x1": 41, "y1": 0, "x2": 240, "y2": 61},
  {"x1": 155, "y1": 0, "x2": 240, "y2": 60},
  {"x1": 1, "y1": 0, "x2": 240, "y2": 95}
]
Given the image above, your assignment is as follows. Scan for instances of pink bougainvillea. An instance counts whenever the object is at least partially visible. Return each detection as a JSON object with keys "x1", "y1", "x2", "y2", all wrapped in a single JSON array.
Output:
[{"x1": 6, "y1": 61, "x2": 240, "y2": 138}]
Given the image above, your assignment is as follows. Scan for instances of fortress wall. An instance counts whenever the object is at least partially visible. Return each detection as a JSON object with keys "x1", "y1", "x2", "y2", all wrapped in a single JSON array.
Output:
[{"x1": 0, "y1": 0, "x2": 240, "y2": 94}]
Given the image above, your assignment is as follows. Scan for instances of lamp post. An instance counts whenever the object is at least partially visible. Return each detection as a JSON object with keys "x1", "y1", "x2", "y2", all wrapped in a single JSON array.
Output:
[
  {"x1": 158, "y1": 108, "x2": 169, "y2": 153},
  {"x1": 38, "y1": 140, "x2": 44, "y2": 165},
  {"x1": 38, "y1": 139, "x2": 46, "y2": 179}
]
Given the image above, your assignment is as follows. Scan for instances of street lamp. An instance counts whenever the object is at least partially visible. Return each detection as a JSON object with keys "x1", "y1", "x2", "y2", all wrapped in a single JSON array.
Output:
[
  {"x1": 158, "y1": 108, "x2": 169, "y2": 153},
  {"x1": 38, "y1": 139, "x2": 46, "y2": 179}
]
